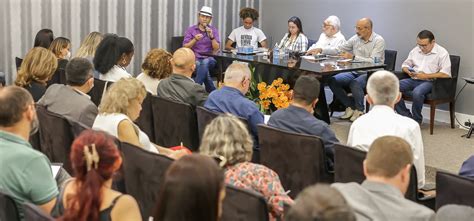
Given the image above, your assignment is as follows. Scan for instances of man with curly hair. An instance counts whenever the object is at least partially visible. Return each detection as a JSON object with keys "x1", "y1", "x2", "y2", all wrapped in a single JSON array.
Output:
[{"x1": 225, "y1": 7, "x2": 268, "y2": 50}]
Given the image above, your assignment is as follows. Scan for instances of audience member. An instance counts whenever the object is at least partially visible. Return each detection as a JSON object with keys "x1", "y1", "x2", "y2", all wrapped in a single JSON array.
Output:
[
  {"x1": 225, "y1": 7, "x2": 267, "y2": 50},
  {"x1": 48, "y1": 37, "x2": 71, "y2": 85},
  {"x1": 347, "y1": 70, "x2": 426, "y2": 187},
  {"x1": 157, "y1": 47, "x2": 208, "y2": 106},
  {"x1": 277, "y1": 16, "x2": 308, "y2": 53},
  {"x1": 74, "y1": 31, "x2": 104, "y2": 62},
  {"x1": 435, "y1": 204, "x2": 474, "y2": 221},
  {"x1": 306, "y1": 15, "x2": 346, "y2": 55},
  {"x1": 285, "y1": 184, "x2": 356, "y2": 221},
  {"x1": 200, "y1": 114, "x2": 292, "y2": 221},
  {"x1": 15, "y1": 47, "x2": 58, "y2": 101},
  {"x1": 153, "y1": 154, "x2": 225, "y2": 221},
  {"x1": 268, "y1": 75, "x2": 338, "y2": 170},
  {"x1": 33, "y1": 28, "x2": 55, "y2": 49},
  {"x1": 332, "y1": 136, "x2": 434, "y2": 221},
  {"x1": 183, "y1": 6, "x2": 220, "y2": 92},
  {"x1": 37, "y1": 58, "x2": 97, "y2": 127},
  {"x1": 204, "y1": 62, "x2": 263, "y2": 156},
  {"x1": 51, "y1": 130, "x2": 141, "y2": 221},
  {"x1": 93, "y1": 78, "x2": 185, "y2": 158},
  {"x1": 136, "y1": 48, "x2": 172, "y2": 95},
  {"x1": 94, "y1": 35, "x2": 134, "y2": 82},
  {"x1": 459, "y1": 154, "x2": 474, "y2": 178},
  {"x1": 395, "y1": 30, "x2": 451, "y2": 124},
  {"x1": 0, "y1": 86, "x2": 58, "y2": 219},
  {"x1": 328, "y1": 17, "x2": 385, "y2": 121}
]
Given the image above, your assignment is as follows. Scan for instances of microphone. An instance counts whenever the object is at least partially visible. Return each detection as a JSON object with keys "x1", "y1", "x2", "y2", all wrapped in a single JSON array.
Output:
[{"x1": 202, "y1": 23, "x2": 208, "y2": 36}]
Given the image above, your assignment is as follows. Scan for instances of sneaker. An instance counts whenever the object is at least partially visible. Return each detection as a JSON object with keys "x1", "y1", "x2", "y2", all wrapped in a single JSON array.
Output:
[
  {"x1": 340, "y1": 107, "x2": 354, "y2": 120},
  {"x1": 350, "y1": 110, "x2": 364, "y2": 122}
]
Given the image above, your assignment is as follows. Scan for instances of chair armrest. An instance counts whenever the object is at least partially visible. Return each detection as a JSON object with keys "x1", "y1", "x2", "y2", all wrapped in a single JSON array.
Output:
[
  {"x1": 394, "y1": 70, "x2": 410, "y2": 80},
  {"x1": 431, "y1": 77, "x2": 457, "y2": 100}
]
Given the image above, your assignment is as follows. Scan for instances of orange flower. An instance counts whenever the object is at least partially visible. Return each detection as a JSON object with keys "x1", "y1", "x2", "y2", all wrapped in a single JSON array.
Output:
[{"x1": 257, "y1": 82, "x2": 267, "y2": 91}]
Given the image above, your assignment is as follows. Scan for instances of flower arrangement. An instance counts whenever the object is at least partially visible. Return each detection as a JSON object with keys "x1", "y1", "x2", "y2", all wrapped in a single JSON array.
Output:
[{"x1": 256, "y1": 78, "x2": 292, "y2": 113}]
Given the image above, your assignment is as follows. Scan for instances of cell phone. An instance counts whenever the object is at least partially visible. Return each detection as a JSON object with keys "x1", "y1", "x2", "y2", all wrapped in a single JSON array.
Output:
[{"x1": 408, "y1": 67, "x2": 416, "y2": 73}]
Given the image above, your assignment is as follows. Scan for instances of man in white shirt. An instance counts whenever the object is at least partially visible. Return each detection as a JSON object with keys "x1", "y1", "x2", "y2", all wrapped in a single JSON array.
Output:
[
  {"x1": 328, "y1": 18, "x2": 385, "y2": 122},
  {"x1": 395, "y1": 30, "x2": 451, "y2": 124},
  {"x1": 347, "y1": 70, "x2": 425, "y2": 188},
  {"x1": 306, "y1": 15, "x2": 346, "y2": 55},
  {"x1": 225, "y1": 7, "x2": 267, "y2": 49}
]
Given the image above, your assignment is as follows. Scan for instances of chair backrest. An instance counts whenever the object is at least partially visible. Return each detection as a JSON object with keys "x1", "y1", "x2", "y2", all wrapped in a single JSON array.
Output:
[
  {"x1": 307, "y1": 39, "x2": 317, "y2": 50},
  {"x1": 120, "y1": 142, "x2": 174, "y2": 219},
  {"x1": 35, "y1": 105, "x2": 75, "y2": 173},
  {"x1": 196, "y1": 106, "x2": 221, "y2": 140},
  {"x1": 135, "y1": 92, "x2": 155, "y2": 142},
  {"x1": 258, "y1": 125, "x2": 332, "y2": 198},
  {"x1": 151, "y1": 96, "x2": 199, "y2": 151},
  {"x1": 47, "y1": 59, "x2": 68, "y2": 86},
  {"x1": 23, "y1": 202, "x2": 54, "y2": 221},
  {"x1": 334, "y1": 144, "x2": 366, "y2": 184},
  {"x1": 0, "y1": 191, "x2": 20, "y2": 221},
  {"x1": 15, "y1": 57, "x2": 23, "y2": 70},
  {"x1": 87, "y1": 78, "x2": 112, "y2": 107},
  {"x1": 404, "y1": 165, "x2": 419, "y2": 201},
  {"x1": 171, "y1": 36, "x2": 184, "y2": 53},
  {"x1": 435, "y1": 171, "x2": 474, "y2": 210},
  {"x1": 384, "y1": 49, "x2": 397, "y2": 71},
  {"x1": 447, "y1": 55, "x2": 461, "y2": 97},
  {"x1": 221, "y1": 185, "x2": 269, "y2": 221}
]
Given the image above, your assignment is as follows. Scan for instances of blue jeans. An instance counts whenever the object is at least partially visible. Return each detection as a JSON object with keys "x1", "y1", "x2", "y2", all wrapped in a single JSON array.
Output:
[
  {"x1": 194, "y1": 57, "x2": 217, "y2": 92},
  {"x1": 328, "y1": 72, "x2": 367, "y2": 111},
  {"x1": 395, "y1": 78, "x2": 433, "y2": 124}
]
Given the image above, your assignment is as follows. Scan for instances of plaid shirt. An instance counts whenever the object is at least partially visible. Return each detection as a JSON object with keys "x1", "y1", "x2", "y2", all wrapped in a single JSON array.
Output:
[{"x1": 277, "y1": 33, "x2": 308, "y2": 53}]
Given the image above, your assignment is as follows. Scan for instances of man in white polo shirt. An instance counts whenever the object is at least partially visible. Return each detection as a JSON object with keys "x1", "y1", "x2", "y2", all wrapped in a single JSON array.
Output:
[
  {"x1": 306, "y1": 15, "x2": 346, "y2": 55},
  {"x1": 395, "y1": 30, "x2": 451, "y2": 124}
]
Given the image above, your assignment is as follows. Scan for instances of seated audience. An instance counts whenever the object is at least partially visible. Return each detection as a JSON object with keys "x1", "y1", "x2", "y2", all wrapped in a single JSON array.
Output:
[
  {"x1": 0, "y1": 86, "x2": 58, "y2": 218},
  {"x1": 38, "y1": 58, "x2": 98, "y2": 127},
  {"x1": 157, "y1": 47, "x2": 208, "y2": 106},
  {"x1": 200, "y1": 114, "x2": 292, "y2": 221},
  {"x1": 277, "y1": 16, "x2": 308, "y2": 53},
  {"x1": 328, "y1": 17, "x2": 385, "y2": 121},
  {"x1": 225, "y1": 7, "x2": 267, "y2": 50},
  {"x1": 93, "y1": 78, "x2": 185, "y2": 158},
  {"x1": 285, "y1": 184, "x2": 355, "y2": 221},
  {"x1": 332, "y1": 136, "x2": 434, "y2": 220},
  {"x1": 51, "y1": 130, "x2": 141, "y2": 221},
  {"x1": 268, "y1": 75, "x2": 338, "y2": 170},
  {"x1": 435, "y1": 205, "x2": 474, "y2": 221},
  {"x1": 74, "y1": 31, "x2": 104, "y2": 62},
  {"x1": 136, "y1": 48, "x2": 172, "y2": 95},
  {"x1": 94, "y1": 35, "x2": 134, "y2": 82},
  {"x1": 48, "y1": 37, "x2": 71, "y2": 85},
  {"x1": 347, "y1": 70, "x2": 426, "y2": 187},
  {"x1": 306, "y1": 15, "x2": 346, "y2": 55},
  {"x1": 33, "y1": 28, "x2": 55, "y2": 48},
  {"x1": 183, "y1": 6, "x2": 220, "y2": 92},
  {"x1": 459, "y1": 154, "x2": 474, "y2": 178},
  {"x1": 395, "y1": 30, "x2": 451, "y2": 124},
  {"x1": 153, "y1": 154, "x2": 225, "y2": 221},
  {"x1": 15, "y1": 47, "x2": 58, "y2": 101}
]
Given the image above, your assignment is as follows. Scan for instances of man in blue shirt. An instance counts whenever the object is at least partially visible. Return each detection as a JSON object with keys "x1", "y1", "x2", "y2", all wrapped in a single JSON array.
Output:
[
  {"x1": 204, "y1": 62, "x2": 264, "y2": 159},
  {"x1": 268, "y1": 75, "x2": 339, "y2": 170}
]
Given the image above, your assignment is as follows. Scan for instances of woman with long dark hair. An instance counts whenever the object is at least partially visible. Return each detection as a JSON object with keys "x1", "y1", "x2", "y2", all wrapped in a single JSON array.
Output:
[
  {"x1": 34, "y1": 29, "x2": 55, "y2": 48},
  {"x1": 277, "y1": 16, "x2": 308, "y2": 53},
  {"x1": 93, "y1": 35, "x2": 134, "y2": 82},
  {"x1": 52, "y1": 130, "x2": 141, "y2": 221},
  {"x1": 153, "y1": 154, "x2": 226, "y2": 221}
]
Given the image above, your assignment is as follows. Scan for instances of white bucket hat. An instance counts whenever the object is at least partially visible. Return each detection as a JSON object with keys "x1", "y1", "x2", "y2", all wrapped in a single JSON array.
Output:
[{"x1": 199, "y1": 6, "x2": 212, "y2": 17}]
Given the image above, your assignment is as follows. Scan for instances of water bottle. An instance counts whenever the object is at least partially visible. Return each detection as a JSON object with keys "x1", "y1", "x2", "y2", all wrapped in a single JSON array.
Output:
[{"x1": 273, "y1": 44, "x2": 280, "y2": 63}]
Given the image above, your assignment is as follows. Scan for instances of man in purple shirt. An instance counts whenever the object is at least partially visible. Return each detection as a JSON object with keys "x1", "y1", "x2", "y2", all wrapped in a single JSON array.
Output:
[{"x1": 183, "y1": 6, "x2": 220, "y2": 92}]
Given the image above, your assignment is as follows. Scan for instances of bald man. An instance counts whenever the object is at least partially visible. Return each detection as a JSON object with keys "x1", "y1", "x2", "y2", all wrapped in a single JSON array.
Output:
[
  {"x1": 156, "y1": 47, "x2": 208, "y2": 106},
  {"x1": 328, "y1": 18, "x2": 385, "y2": 122},
  {"x1": 204, "y1": 62, "x2": 264, "y2": 161}
]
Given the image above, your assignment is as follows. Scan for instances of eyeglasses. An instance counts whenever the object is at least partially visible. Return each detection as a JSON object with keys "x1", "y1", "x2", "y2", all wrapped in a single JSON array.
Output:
[
  {"x1": 355, "y1": 26, "x2": 367, "y2": 31},
  {"x1": 417, "y1": 43, "x2": 430, "y2": 48}
]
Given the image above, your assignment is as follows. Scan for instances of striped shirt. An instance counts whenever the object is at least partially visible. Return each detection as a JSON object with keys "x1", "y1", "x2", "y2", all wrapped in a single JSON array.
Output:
[{"x1": 277, "y1": 33, "x2": 308, "y2": 53}]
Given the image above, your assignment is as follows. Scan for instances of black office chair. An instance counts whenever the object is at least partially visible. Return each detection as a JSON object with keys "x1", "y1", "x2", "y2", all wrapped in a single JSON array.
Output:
[
  {"x1": 15, "y1": 57, "x2": 23, "y2": 70},
  {"x1": 171, "y1": 36, "x2": 184, "y2": 53},
  {"x1": 334, "y1": 144, "x2": 366, "y2": 184},
  {"x1": 221, "y1": 185, "x2": 269, "y2": 221},
  {"x1": 258, "y1": 125, "x2": 333, "y2": 198},
  {"x1": 307, "y1": 39, "x2": 317, "y2": 51},
  {"x1": 196, "y1": 106, "x2": 221, "y2": 140},
  {"x1": 135, "y1": 92, "x2": 155, "y2": 142},
  {"x1": 435, "y1": 170, "x2": 474, "y2": 210},
  {"x1": 0, "y1": 191, "x2": 20, "y2": 221},
  {"x1": 23, "y1": 203, "x2": 54, "y2": 221},
  {"x1": 87, "y1": 78, "x2": 113, "y2": 107}
]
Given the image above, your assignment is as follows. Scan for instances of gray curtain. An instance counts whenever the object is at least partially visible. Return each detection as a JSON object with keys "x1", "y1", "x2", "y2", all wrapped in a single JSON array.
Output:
[{"x1": 0, "y1": 0, "x2": 262, "y2": 85}]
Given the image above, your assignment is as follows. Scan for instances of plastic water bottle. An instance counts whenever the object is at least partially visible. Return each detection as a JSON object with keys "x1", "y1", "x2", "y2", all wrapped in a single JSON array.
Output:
[{"x1": 273, "y1": 44, "x2": 280, "y2": 63}]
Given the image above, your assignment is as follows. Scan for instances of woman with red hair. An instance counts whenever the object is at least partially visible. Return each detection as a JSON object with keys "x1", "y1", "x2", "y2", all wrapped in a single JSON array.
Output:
[{"x1": 51, "y1": 130, "x2": 141, "y2": 221}]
